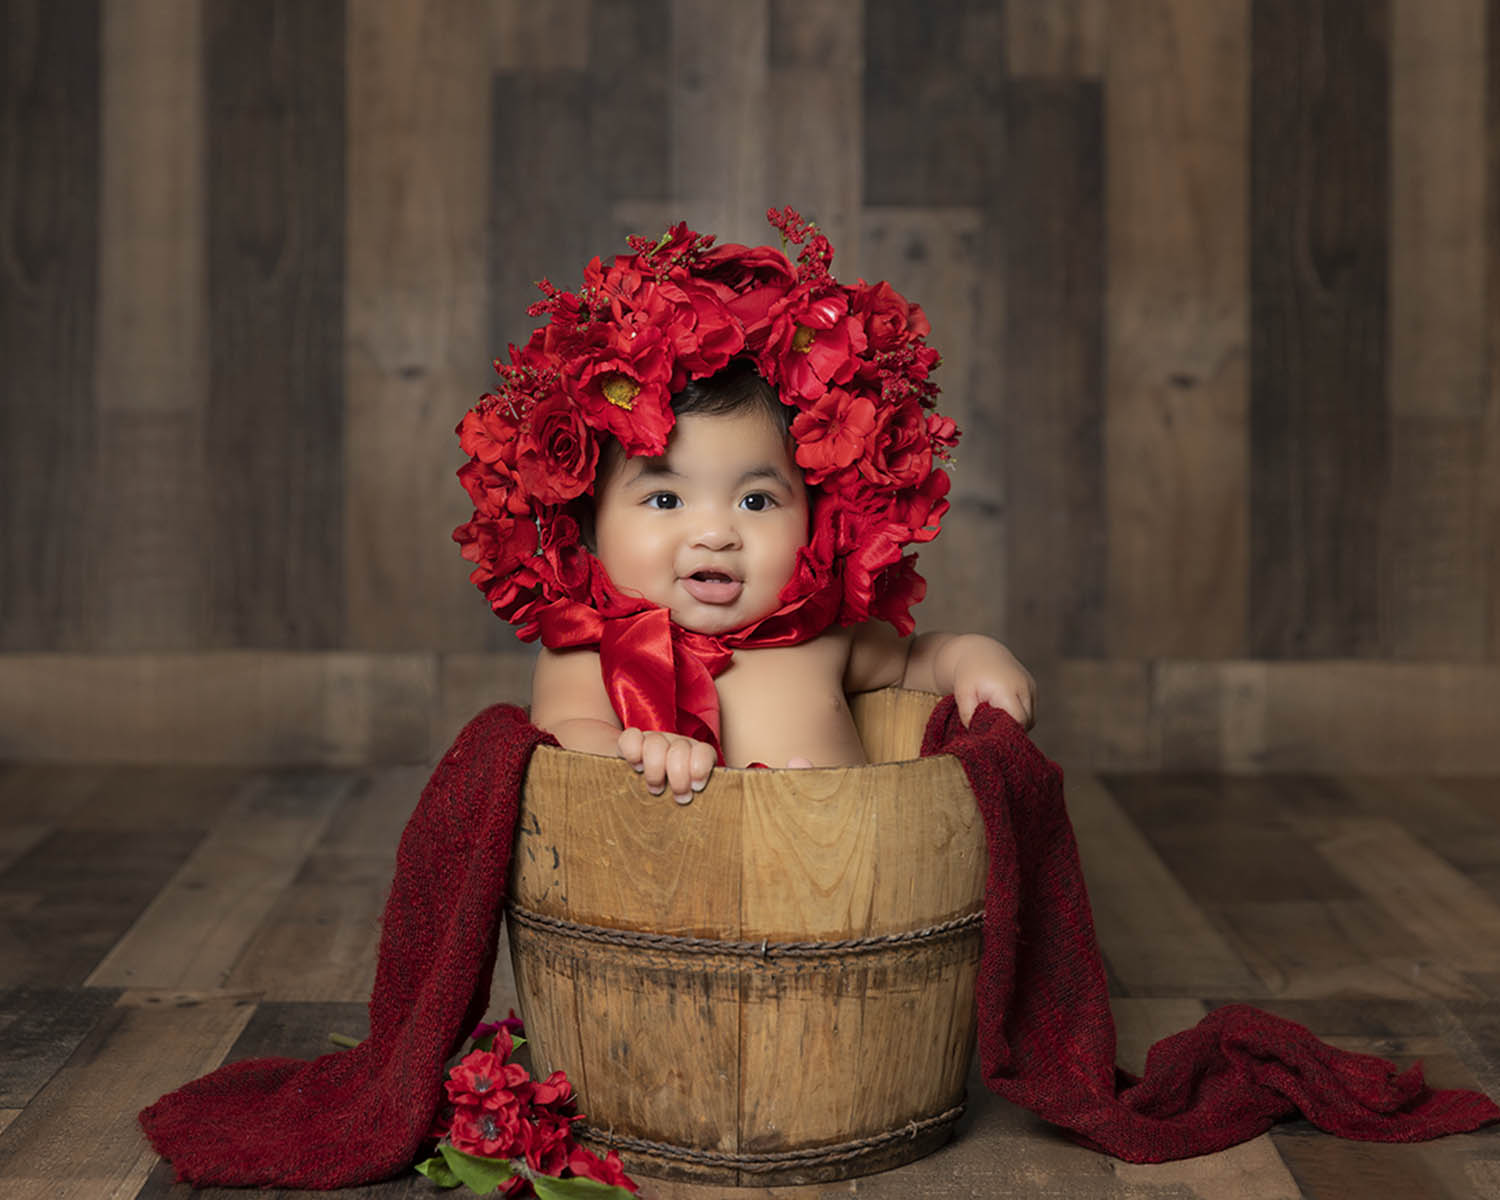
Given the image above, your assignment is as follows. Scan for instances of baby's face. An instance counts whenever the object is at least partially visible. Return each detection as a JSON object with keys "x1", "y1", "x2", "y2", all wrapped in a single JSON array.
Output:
[{"x1": 594, "y1": 407, "x2": 809, "y2": 635}]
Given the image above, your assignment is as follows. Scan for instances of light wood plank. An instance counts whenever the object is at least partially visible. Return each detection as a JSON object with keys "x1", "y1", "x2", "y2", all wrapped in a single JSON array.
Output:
[
  {"x1": 1045, "y1": 660, "x2": 1156, "y2": 770},
  {"x1": 345, "y1": 0, "x2": 498, "y2": 652},
  {"x1": 670, "y1": 0, "x2": 769, "y2": 242},
  {"x1": 1105, "y1": 0, "x2": 1248, "y2": 658},
  {"x1": 0, "y1": 653, "x2": 436, "y2": 765},
  {"x1": 0, "y1": 992, "x2": 253, "y2": 1199},
  {"x1": 93, "y1": 0, "x2": 209, "y2": 651},
  {"x1": 86, "y1": 772, "x2": 349, "y2": 990},
  {"x1": 1486, "y1": 0, "x2": 1500, "y2": 662},
  {"x1": 434, "y1": 651, "x2": 536, "y2": 756},
  {"x1": 766, "y1": 0, "x2": 862, "y2": 262},
  {"x1": 1312, "y1": 817, "x2": 1500, "y2": 972},
  {"x1": 1068, "y1": 773, "x2": 1261, "y2": 995}
]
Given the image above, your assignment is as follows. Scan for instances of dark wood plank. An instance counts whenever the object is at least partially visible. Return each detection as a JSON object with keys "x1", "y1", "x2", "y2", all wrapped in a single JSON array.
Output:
[
  {"x1": 1000, "y1": 79, "x2": 1106, "y2": 664},
  {"x1": 204, "y1": 0, "x2": 345, "y2": 648},
  {"x1": 0, "y1": 0, "x2": 99, "y2": 651},
  {"x1": 0, "y1": 985, "x2": 120, "y2": 1106},
  {"x1": 587, "y1": 0, "x2": 671, "y2": 219},
  {"x1": 1487, "y1": 0, "x2": 1500, "y2": 662},
  {"x1": 0, "y1": 827, "x2": 203, "y2": 987},
  {"x1": 1250, "y1": 0, "x2": 1390, "y2": 657},
  {"x1": 1005, "y1": 0, "x2": 1105, "y2": 78},
  {"x1": 864, "y1": 0, "x2": 1000, "y2": 206}
]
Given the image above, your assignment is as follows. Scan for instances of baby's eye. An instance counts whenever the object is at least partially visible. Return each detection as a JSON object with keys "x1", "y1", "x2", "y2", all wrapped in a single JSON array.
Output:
[
  {"x1": 739, "y1": 492, "x2": 776, "y2": 512},
  {"x1": 645, "y1": 492, "x2": 681, "y2": 510}
]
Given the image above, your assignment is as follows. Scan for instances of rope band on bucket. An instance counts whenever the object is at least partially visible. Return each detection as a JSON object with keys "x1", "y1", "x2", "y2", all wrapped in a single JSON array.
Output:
[
  {"x1": 575, "y1": 1103, "x2": 966, "y2": 1171},
  {"x1": 505, "y1": 905, "x2": 983, "y2": 958}
]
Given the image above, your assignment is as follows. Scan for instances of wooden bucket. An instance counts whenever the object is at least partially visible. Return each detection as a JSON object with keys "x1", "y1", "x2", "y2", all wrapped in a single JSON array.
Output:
[{"x1": 508, "y1": 687, "x2": 986, "y2": 1186}]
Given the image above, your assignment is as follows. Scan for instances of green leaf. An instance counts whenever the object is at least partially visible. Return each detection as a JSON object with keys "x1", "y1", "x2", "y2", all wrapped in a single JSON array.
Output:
[
  {"x1": 532, "y1": 1175, "x2": 637, "y2": 1200},
  {"x1": 438, "y1": 1144, "x2": 517, "y2": 1195},
  {"x1": 413, "y1": 1155, "x2": 462, "y2": 1189}
]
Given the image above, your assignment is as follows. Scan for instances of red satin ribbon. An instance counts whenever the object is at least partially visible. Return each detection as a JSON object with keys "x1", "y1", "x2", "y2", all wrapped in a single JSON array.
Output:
[{"x1": 537, "y1": 576, "x2": 844, "y2": 764}]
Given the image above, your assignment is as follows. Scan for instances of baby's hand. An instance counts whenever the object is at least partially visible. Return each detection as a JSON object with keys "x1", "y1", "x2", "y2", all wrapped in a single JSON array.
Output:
[
  {"x1": 618, "y1": 728, "x2": 716, "y2": 805},
  {"x1": 952, "y1": 637, "x2": 1037, "y2": 730}
]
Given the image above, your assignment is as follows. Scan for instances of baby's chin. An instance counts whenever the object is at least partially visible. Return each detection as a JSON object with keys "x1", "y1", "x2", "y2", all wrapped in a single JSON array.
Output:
[{"x1": 669, "y1": 598, "x2": 783, "y2": 636}]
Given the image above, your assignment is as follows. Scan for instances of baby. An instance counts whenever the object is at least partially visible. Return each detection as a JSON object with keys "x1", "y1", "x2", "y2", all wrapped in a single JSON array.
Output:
[{"x1": 530, "y1": 360, "x2": 1036, "y2": 803}]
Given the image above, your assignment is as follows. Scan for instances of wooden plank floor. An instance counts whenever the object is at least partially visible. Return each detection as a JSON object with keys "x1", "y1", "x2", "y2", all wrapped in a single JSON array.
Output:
[{"x1": 0, "y1": 763, "x2": 1497, "y2": 1198}]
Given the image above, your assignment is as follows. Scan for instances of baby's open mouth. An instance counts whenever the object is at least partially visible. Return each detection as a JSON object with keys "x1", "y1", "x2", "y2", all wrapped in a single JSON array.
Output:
[{"x1": 681, "y1": 570, "x2": 744, "y2": 605}]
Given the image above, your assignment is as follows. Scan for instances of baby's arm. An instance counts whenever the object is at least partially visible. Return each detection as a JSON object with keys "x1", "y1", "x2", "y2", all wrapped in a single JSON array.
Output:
[
  {"x1": 845, "y1": 623, "x2": 1037, "y2": 729},
  {"x1": 531, "y1": 646, "x2": 715, "y2": 803}
]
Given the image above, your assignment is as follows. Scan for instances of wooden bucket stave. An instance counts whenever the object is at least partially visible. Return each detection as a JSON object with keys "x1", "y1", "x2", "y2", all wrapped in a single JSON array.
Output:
[{"x1": 509, "y1": 688, "x2": 985, "y2": 1186}]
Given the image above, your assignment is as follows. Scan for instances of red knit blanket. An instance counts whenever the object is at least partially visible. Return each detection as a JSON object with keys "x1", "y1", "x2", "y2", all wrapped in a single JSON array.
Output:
[{"x1": 140, "y1": 702, "x2": 1498, "y2": 1186}]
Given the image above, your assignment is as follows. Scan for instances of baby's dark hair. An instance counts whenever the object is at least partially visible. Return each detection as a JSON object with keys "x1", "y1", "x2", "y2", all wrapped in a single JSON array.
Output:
[
  {"x1": 577, "y1": 359, "x2": 795, "y2": 548},
  {"x1": 670, "y1": 357, "x2": 792, "y2": 431}
]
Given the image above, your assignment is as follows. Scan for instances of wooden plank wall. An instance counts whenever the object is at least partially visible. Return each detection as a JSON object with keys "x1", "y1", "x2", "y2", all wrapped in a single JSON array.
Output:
[{"x1": 1, "y1": 0, "x2": 1498, "y2": 770}]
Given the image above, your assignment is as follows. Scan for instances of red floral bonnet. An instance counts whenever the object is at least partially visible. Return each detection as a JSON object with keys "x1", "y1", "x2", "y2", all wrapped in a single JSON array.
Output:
[{"x1": 453, "y1": 207, "x2": 959, "y2": 753}]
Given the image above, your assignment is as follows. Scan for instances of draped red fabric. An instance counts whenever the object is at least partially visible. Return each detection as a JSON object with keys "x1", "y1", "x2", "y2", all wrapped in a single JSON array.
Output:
[{"x1": 139, "y1": 703, "x2": 1498, "y2": 1188}]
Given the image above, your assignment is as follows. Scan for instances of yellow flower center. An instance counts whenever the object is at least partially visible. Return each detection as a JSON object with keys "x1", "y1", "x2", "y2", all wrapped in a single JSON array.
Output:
[
  {"x1": 792, "y1": 325, "x2": 815, "y2": 352},
  {"x1": 599, "y1": 373, "x2": 641, "y2": 409}
]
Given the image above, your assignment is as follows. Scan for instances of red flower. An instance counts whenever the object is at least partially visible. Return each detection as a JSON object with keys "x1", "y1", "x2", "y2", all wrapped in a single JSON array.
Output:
[
  {"x1": 566, "y1": 1147, "x2": 639, "y2": 1193},
  {"x1": 528, "y1": 1070, "x2": 574, "y2": 1112},
  {"x1": 859, "y1": 397, "x2": 931, "y2": 490},
  {"x1": 869, "y1": 553, "x2": 927, "y2": 636},
  {"x1": 850, "y1": 279, "x2": 930, "y2": 351},
  {"x1": 455, "y1": 514, "x2": 539, "y2": 582},
  {"x1": 457, "y1": 403, "x2": 521, "y2": 466},
  {"x1": 697, "y1": 243, "x2": 798, "y2": 346},
  {"x1": 523, "y1": 1114, "x2": 576, "y2": 1176},
  {"x1": 657, "y1": 277, "x2": 744, "y2": 376},
  {"x1": 444, "y1": 1048, "x2": 530, "y2": 1111},
  {"x1": 448, "y1": 1103, "x2": 530, "y2": 1159},
  {"x1": 457, "y1": 459, "x2": 529, "y2": 519},
  {"x1": 515, "y1": 392, "x2": 599, "y2": 505},
  {"x1": 790, "y1": 386, "x2": 876, "y2": 483},
  {"x1": 565, "y1": 326, "x2": 675, "y2": 457},
  {"x1": 764, "y1": 289, "x2": 867, "y2": 402}
]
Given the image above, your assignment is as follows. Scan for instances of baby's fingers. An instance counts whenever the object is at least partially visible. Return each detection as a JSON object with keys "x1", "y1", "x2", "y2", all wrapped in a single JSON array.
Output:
[
  {"x1": 667, "y1": 740, "x2": 715, "y2": 804},
  {"x1": 617, "y1": 727, "x2": 646, "y2": 767}
]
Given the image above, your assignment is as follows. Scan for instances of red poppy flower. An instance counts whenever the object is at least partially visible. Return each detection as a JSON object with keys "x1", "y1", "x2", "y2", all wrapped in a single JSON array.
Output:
[
  {"x1": 447, "y1": 1103, "x2": 530, "y2": 1159},
  {"x1": 764, "y1": 289, "x2": 867, "y2": 402},
  {"x1": 565, "y1": 326, "x2": 675, "y2": 457},
  {"x1": 566, "y1": 1147, "x2": 640, "y2": 1192},
  {"x1": 444, "y1": 1048, "x2": 531, "y2": 1111}
]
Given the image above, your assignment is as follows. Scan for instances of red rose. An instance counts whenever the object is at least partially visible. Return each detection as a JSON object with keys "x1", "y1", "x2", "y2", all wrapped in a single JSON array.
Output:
[
  {"x1": 859, "y1": 397, "x2": 931, "y2": 490},
  {"x1": 850, "y1": 280, "x2": 930, "y2": 351},
  {"x1": 790, "y1": 386, "x2": 876, "y2": 483},
  {"x1": 515, "y1": 393, "x2": 599, "y2": 505},
  {"x1": 697, "y1": 242, "x2": 797, "y2": 346},
  {"x1": 658, "y1": 277, "x2": 745, "y2": 376}
]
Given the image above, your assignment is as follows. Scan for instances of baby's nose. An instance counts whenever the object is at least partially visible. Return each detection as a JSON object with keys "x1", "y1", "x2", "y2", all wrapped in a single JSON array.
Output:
[{"x1": 691, "y1": 522, "x2": 741, "y2": 550}]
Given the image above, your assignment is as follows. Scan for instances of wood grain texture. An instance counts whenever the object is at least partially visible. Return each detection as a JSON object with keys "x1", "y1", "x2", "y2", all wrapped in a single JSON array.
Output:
[
  {"x1": 1005, "y1": 0, "x2": 1106, "y2": 78},
  {"x1": 0, "y1": 985, "x2": 120, "y2": 1107},
  {"x1": 1382, "y1": 0, "x2": 1490, "y2": 660},
  {"x1": 670, "y1": 0, "x2": 769, "y2": 243},
  {"x1": 86, "y1": 771, "x2": 348, "y2": 990},
  {"x1": 861, "y1": 208, "x2": 1004, "y2": 636},
  {"x1": 92, "y1": 0, "x2": 210, "y2": 651},
  {"x1": 1071, "y1": 773, "x2": 1261, "y2": 996},
  {"x1": 0, "y1": 825, "x2": 202, "y2": 987},
  {"x1": 345, "y1": 0, "x2": 497, "y2": 652},
  {"x1": 0, "y1": 0, "x2": 99, "y2": 652},
  {"x1": 0, "y1": 652, "x2": 436, "y2": 765},
  {"x1": 1250, "y1": 0, "x2": 1390, "y2": 658},
  {"x1": 864, "y1": 0, "x2": 1000, "y2": 206},
  {"x1": 509, "y1": 693, "x2": 985, "y2": 1184},
  {"x1": 767, "y1": 0, "x2": 862, "y2": 262},
  {"x1": 0, "y1": 992, "x2": 253, "y2": 1200},
  {"x1": 204, "y1": 0, "x2": 345, "y2": 648},
  {"x1": 1001, "y1": 80, "x2": 1106, "y2": 664},
  {"x1": 1488, "y1": 0, "x2": 1500, "y2": 662},
  {"x1": 1105, "y1": 0, "x2": 1249, "y2": 658}
]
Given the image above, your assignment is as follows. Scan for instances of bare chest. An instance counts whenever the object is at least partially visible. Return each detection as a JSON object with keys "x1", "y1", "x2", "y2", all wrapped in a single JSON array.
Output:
[{"x1": 714, "y1": 632, "x2": 866, "y2": 768}]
